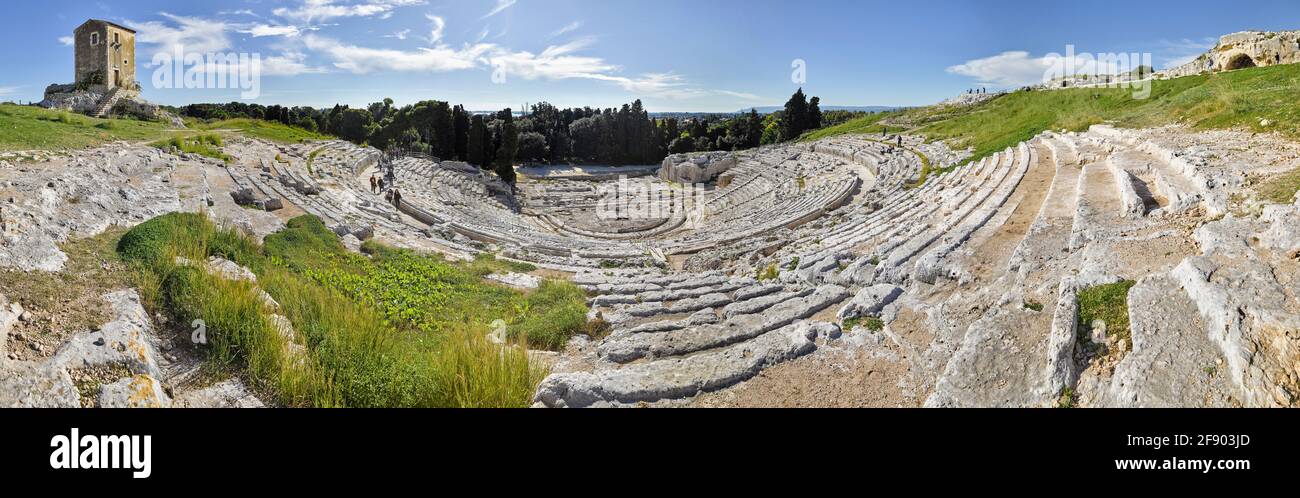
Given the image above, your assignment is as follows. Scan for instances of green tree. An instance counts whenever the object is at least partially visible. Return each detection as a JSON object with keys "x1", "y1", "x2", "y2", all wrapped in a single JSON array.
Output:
[
  {"x1": 495, "y1": 109, "x2": 519, "y2": 184},
  {"x1": 467, "y1": 114, "x2": 488, "y2": 167},
  {"x1": 782, "y1": 88, "x2": 810, "y2": 140},
  {"x1": 337, "y1": 108, "x2": 374, "y2": 143},
  {"x1": 517, "y1": 132, "x2": 549, "y2": 163},
  {"x1": 808, "y1": 96, "x2": 823, "y2": 131},
  {"x1": 453, "y1": 105, "x2": 470, "y2": 161}
]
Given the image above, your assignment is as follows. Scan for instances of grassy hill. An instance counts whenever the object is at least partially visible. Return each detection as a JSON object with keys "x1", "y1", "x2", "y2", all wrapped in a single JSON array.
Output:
[
  {"x1": 0, "y1": 104, "x2": 330, "y2": 152},
  {"x1": 0, "y1": 104, "x2": 182, "y2": 151},
  {"x1": 191, "y1": 118, "x2": 330, "y2": 144},
  {"x1": 805, "y1": 63, "x2": 1300, "y2": 167}
]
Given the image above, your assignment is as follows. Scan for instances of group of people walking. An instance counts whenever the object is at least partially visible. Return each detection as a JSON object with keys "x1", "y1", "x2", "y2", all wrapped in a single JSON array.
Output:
[{"x1": 370, "y1": 162, "x2": 403, "y2": 210}]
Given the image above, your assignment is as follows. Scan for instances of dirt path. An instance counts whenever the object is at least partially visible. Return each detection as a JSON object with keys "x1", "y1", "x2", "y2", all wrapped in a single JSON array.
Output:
[{"x1": 963, "y1": 141, "x2": 1057, "y2": 284}]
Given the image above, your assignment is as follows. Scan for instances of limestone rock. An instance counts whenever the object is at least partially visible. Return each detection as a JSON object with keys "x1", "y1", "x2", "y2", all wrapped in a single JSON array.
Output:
[
  {"x1": 836, "y1": 285, "x2": 904, "y2": 321},
  {"x1": 98, "y1": 375, "x2": 171, "y2": 408}
]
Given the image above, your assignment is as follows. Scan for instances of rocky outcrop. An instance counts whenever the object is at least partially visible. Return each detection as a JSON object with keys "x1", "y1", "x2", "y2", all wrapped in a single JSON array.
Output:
[
  {"x1": 0, "y1": 290, "x2": 263, "y2": 408},
  {"x1": 39, "y1": 84, "x2": 181, "y2": 125},
  {"x1": 836, "y1": 285, "x2": 903, "y2": 321},
  {"x1": 659, "y1": 151, "x2": 736, "y2": 184},
  {"x1": 1161, "y1": 31, "x2": 1300, "y2": 79},
  {"x1": 0, "y1": 143, "x2": 217, "y2": 272}
]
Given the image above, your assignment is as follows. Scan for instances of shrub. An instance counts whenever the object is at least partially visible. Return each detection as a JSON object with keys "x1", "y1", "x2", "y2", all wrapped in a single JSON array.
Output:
[{"x1": 511, "y1": 281, "x2": 590, "y2": 350}]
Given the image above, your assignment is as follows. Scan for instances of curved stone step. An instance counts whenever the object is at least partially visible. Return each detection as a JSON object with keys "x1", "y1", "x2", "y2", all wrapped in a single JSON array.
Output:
[
  {"x1": 598, "y1": 285, "x2": 849, "y2": 363},
  {"x1": 534, "y1": 321, "x2": 838, "y2": 408}
]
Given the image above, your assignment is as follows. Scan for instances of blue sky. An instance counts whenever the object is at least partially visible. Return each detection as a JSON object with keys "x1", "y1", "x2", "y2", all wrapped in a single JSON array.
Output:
[{"x1": 1, "y1": 0, "x2": 1297, "y2": 112}]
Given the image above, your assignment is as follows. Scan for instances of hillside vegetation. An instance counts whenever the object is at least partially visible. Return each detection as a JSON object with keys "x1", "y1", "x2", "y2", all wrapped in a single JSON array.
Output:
[
  {"x1": 192, "y1": 118, "x2": 331, "y2": 143},
  {"x1": 807, "y1": 64, "x2": 1300, "y2": 166},
  {"x1": 0, "y1": 104, "x2": 331, "y2": 152},
  {"x1": 0, "y1": 104, "x2": 180, "y2": 151},
  {"x1": 118, "y1": 213, "x2": 592, "y2": 407}
]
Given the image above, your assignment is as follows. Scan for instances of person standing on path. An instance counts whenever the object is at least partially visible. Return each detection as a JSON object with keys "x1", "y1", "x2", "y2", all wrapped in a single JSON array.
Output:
[{"x1": 370, "y1": 174, "x2": 378, "y2": 194}]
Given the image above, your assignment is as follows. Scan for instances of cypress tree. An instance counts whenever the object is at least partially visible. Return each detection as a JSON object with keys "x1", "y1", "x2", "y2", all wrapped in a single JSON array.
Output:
[
  {"x1": 467, "y1": 114, "x2": 487, "y2": 167},
  {"x1": 495, "y1": 109, "x2": 519, "y2": 184}
]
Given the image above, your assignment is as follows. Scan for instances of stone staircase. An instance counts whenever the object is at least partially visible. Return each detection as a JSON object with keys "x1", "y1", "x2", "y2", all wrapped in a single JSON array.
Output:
[{"x1": 91, "y1": 87, "x2": 123, "y2": 118}]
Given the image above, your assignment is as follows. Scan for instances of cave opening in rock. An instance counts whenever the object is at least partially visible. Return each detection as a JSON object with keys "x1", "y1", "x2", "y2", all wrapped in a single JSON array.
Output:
[{"x1": 1225, "y1": 53, "x2": 1257, "y2": 71}]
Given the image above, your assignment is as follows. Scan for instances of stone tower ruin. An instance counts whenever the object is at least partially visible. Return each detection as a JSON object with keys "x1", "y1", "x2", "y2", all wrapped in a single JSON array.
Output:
[{"x1": 73, "y1": 19, "x2": 138, "y2": 92}]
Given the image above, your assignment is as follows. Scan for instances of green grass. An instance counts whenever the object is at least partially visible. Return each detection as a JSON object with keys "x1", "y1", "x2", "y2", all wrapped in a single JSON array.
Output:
[
  {"x1": 306, "y1": 148, "x2": 324, "y2": 175},
  {"x1": 1077, "y1": 280, "x2": 1138, "y2": 345},
  {"x1": 0, "y1": 104, "x2": 179, "y2": 151},
  {"x1": 801, "y1": 110, "x2": 898, "y2": 142},
  {"x1": 0, "y1": 105, "x2": 325, "y2": 153},
  {"x1": 195, "y1": 118, "x2": 330, "y2": 144},
  {"x1": 842, "y1": 316, "x2": 885, "y2": 332},
  {"x1": 1257, "y1": 165, "x2": 1300, "y2": 204},
  {"x1": 802, "y1": 64, "x2": 1300, "y2": 182},
  {"x1": 152, "y1": 134, "x2": 231, "y2": 162},
  {"x1": 466, "y1": 252, "x2": 538, "y2": 277},
  {"x1": 756, "y1": 263, "x2": 780, "y2": 281},
  {"x1": 118, "y1": 213, "x2": 589, "y2": 407}
]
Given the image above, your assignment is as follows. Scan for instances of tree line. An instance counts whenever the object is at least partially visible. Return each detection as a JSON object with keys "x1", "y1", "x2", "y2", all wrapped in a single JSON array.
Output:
[{"x1": 178, "y1": 88, "x2": 848, "y2": 184}]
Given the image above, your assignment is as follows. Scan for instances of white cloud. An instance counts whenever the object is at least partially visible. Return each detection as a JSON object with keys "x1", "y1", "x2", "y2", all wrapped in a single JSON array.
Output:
[
  {"x1": 240, "y1": 24, "x2": 301, "y2": 38},
  {"x1": 274, "y1": 0, "x2": 428, "y2": 23},
  {"x1": 0, "y1": 86, "x2": 19, "y2": 97},
  {"x1": 715, "y1": 90, "x2": 764, "y2": 101},
  {"x1": 486, "y1": 38, "x2": 618, "y2": 81},
  {"x1": 425, "y1": 14, "x2": 446, "y2": 44},
  {"x1": 386, "y1": 29, "x2": 412, "y2": 40},
  {"x1": 298, "y1": 33, "x2": 759, "y2": 102},
  {"x1": 303, "y1": 34, "x2": 491, "y2": 73},
  {"x1": 549, "y1": 21, "x2": 582, "y2": 38},
  {"x1": 220, "y1": 9, "x2": 260, "y2": 18},
  {"x1": 59, "y1": 36, "x2": 74, "y2": 46},
  {"x1": 127, "y1": 13, "x2": 232, "y2": 56},
  {"x1": 262, "y1": 51, "x2": 329, "y2": 76},
  {"x1": 177, "y1": 50, "x2": 326, "y2": 80},
  {"x1": 947, "y1": 51, "x2": 1055, "y2": 87},
  {"x1": 482, "y1": 0, "x2": 517, "y2": 19}
]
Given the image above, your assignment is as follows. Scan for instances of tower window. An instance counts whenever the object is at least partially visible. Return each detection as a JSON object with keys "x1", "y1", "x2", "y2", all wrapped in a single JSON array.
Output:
[
  {"x1": 90, "y1": 33, "x2": 99, "y2": 45},
  {"x1": 113, "y1": 33, "x2": 119, "y2": 44}
]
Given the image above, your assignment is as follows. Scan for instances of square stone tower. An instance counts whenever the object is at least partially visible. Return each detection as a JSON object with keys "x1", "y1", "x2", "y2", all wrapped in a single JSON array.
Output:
[{"x1": 73, "y1": 19, "x2": 137, "y2": 92}]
